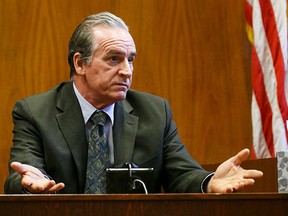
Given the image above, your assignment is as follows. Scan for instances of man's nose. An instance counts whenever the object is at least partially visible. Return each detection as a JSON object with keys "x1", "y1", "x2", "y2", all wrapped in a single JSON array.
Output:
[{"x1": 119, "y1": 59, "x2": 133, "y2": 78}]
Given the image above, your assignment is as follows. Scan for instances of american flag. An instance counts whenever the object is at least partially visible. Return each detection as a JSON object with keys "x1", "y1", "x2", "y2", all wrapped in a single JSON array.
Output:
[{"x1": 244, "y1": 0, "x2": 288, "y2": 158}]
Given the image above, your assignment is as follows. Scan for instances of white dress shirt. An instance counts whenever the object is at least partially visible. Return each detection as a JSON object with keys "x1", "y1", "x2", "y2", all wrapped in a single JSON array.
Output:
[{"x1": 73, "y1": 82, "x2": 115, "y2": 165}]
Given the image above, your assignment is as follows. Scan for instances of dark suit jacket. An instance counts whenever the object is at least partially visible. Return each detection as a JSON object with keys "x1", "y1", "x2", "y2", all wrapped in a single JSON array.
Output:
[{"x1": 4, "y1": 81, "x2": 211, "y2": 194}]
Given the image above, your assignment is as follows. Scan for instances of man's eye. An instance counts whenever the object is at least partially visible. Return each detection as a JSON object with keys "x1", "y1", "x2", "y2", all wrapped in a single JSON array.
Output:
[
  {"x1": 111, "y1": 56, "x2": 119, "y2": 62},
  {"x1": 128, "y1": 56, "x2": 135, "y2": 63}
]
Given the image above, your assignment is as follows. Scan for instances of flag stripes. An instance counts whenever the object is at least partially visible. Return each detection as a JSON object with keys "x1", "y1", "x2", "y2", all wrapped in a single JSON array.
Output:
[{"x1": 244, "y1": 0, "x2": 288, "y2": 158}]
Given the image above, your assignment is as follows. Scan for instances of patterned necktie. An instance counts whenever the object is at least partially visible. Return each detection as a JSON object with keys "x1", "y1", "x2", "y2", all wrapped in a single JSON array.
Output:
[{"x1": 85, "y1": 111, "x2": 109, "y2": 194}]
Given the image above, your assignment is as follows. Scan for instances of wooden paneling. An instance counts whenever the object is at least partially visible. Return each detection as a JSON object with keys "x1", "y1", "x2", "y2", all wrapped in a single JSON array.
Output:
[
  {"x1": 1, "y1": 194, "x2": 288, "y2": 216},
  {"x1": 0, "y1": 0, "x2": 252, "y2": 193}
]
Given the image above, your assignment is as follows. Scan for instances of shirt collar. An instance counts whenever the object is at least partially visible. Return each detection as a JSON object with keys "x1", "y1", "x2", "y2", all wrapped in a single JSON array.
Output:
[{"x1": 73, "y1": 82, "x2": 115, "y2": 125}]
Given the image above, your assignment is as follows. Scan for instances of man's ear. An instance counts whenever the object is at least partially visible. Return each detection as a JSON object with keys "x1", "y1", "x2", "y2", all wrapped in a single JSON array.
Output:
[{"x1": 73, "y1": 52, "x2": 86, "y2": 75}]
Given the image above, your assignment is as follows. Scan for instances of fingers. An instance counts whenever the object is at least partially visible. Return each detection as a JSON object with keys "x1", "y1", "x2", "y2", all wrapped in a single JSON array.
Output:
[
  {"x1": 244, "y1": 169, "x2": 263, "y2": 179},
  {"x1": 229, "y1": 182, "x2": 245, "y2": 193},
  {"x1": 23, "y1": 179, "x2": 65, "y2": 193},
  {"x1": 231, "y1": 179, "x2": 256, "y2": 193},
  {"x1": 22, "y1": 177, "x2": 55, "y2": 193},
  {"x1": 39, "y1": 182, "x2": 65, "y2": 193},
  {"x1": 222, "y1": 179, "x2": 255, "y2": 193},
  {"x1": 11, "y1": 161, "x2": 65, "y2": 194},
  {"x1": 46, "y1": 183, "x2": 65, "y2": 193},
  {"x1": 231, "y1": 169, "x2": 263, "y2": 188},
  {"x1": 231, "y1": 148, "x2": 250, "y2": 166},
  {"x1": 11, "y1": 161, "x2": 45, "y2": 177},
  {"x1": 11, "y1": 162, "x2": 25, "y2": 174}
]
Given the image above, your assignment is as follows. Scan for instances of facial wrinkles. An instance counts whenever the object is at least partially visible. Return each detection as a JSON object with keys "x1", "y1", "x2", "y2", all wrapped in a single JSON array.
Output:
[
  {"x1": 102, "y1": 38, "x2": 136, "y2": 56},
  {"x1": 93, "y1": 26, "x2": 136, "y2": 58},
  {"x1": 95, "y1": 27, "x2": 135, "y2": 52}
]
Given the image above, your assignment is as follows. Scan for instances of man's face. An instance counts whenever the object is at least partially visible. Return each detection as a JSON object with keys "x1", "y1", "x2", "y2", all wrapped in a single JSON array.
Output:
[{"x1": 78, "y1": 26, "x2": 136, "y2": 108}]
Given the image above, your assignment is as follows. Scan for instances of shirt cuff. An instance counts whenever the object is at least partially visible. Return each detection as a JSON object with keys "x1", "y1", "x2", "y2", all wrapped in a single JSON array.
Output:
[{"x1": 201, "y1": 172, "x2": 215, "y2": 193}]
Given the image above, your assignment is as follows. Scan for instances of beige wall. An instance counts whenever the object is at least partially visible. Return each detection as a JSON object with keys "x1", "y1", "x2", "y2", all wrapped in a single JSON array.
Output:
[{"x1": 0, "y1": 0, "x2": 252, "y2": 193}]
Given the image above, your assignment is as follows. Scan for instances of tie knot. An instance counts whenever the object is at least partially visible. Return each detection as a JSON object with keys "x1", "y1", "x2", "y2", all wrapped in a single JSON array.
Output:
[{"x1": 90, "y1": 111, "x2": 108, "y2": 126}]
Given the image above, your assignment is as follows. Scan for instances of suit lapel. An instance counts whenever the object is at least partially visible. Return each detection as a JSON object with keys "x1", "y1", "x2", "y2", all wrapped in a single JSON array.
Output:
[
  {"x1": 55, "y1": 82, "x2": 87, "y2": 191},
  {"x1": 113, "y1": 100, "x2": 139, "y2": 167}
]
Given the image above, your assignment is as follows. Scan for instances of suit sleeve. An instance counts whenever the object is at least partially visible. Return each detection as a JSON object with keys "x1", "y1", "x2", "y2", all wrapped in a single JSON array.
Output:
[
  {"x1": 4, "y1": 99, "x2": 47, "y2": 193},
  {"x1": 161, "y1": 99, "x2": 212, "y2": 193}
]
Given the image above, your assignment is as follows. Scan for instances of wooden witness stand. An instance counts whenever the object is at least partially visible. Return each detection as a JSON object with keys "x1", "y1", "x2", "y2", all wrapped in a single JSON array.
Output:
[
  {"x1": 1, "y1": 158, "x2": 287, "y2": 216},
  {"x1": 0, "y1": 193, "x2": 287, "y2": 216}
]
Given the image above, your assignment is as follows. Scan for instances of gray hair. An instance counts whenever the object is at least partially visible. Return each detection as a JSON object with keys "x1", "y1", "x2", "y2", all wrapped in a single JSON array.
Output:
[{"x1": 68, "y1": 12, "x2": 129, "y2": 77}]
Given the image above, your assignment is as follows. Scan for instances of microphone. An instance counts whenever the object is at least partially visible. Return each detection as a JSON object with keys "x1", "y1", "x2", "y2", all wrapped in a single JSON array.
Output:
[
  {"x1": 106, "y1": 162, "x2": 153, "y2": 194},
  {"x1": 124, "y1": 162, "x2": 148, "y2": 194}
]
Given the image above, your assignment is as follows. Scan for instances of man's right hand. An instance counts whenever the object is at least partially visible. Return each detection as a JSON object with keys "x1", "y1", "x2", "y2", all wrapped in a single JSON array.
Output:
[{"x1": 11, "y1": 162, "x2": 65, "y2": 193}]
